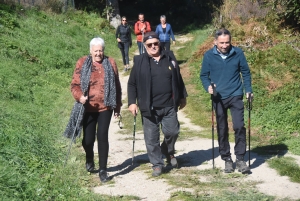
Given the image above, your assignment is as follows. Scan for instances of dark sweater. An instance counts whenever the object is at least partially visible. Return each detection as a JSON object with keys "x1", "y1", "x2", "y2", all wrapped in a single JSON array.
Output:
[{"x1": 200, "y1": 45, "x2": 252, "y2": 99}]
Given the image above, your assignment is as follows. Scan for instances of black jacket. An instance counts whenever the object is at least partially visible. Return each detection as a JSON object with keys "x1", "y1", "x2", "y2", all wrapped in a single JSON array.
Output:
[
  {"x1": 115, "y1": 24, "x2": 132, "y2": 45},
  {"x1": 128, "y1": 50, "x2": 188, "y2": 117}
]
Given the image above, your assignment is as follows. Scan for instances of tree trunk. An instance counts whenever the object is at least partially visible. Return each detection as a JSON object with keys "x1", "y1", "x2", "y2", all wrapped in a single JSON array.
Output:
[{"x1": 106, "y1": 0, "x2": 121, "y2": 29}]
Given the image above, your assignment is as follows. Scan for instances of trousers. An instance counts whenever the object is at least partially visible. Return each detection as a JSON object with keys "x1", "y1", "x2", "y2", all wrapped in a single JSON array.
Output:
[
  {"x1": 82, "y1": 110, "x2": 113, "y2": 170},
  {"x1": 213, "y1": 95, "x2": 246, "y2": 161},
  {"x1": 142, "y1": 106, "x2": 179, "y2": 168}
]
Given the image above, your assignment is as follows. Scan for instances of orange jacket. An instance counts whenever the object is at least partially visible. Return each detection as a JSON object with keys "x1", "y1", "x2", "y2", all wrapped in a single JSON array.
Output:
[
  {"x1": 134, "y1": 21, "x2": 151, "y2": 42},
  {"x1": 71, "y1": 56, "x2": 122, "y2": 113}
]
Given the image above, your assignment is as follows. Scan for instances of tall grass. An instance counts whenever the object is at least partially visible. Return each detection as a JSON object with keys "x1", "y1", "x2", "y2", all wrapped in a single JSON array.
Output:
[{"x1": 0, "y1": 4, "x2": 128, "y2": 200}]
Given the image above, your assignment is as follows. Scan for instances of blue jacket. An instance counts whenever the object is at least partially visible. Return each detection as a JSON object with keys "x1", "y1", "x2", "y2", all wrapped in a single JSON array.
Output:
[
  {"x1": 200, "y1": 46, "x2": 252, "y2": 99},
  {"x1": 155, "y1": 23, "x2": 175, "y2": 42}
]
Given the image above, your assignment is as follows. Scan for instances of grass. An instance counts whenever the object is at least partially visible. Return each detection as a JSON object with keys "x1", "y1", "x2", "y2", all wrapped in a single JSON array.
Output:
[
  {"x1": 1, "y1": 1, "x2": 300, "y2": 200},
  {"x1": 268, "y1": 156, "x2": 300, "y2": 183}
]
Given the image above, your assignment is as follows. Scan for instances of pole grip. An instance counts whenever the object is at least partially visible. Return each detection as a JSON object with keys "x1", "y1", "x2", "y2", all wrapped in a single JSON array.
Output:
[{"x1": 211, "y1": 82, "x2": 217, "y2": 97}]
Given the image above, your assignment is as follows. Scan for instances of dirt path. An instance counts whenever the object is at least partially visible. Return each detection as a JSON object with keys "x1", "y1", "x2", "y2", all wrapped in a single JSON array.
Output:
[{"x1": 92, "y1": 35, "x2": 300, "y2": 200}]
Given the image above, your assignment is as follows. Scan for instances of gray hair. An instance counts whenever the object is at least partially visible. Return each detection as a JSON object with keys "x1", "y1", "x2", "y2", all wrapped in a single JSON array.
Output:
[
  {"x1": 90, "y1": 37, "x2": 105, "y2": 51},
  {"x1": 215, "y1": 28, "x2": 231, "y2": 40},
  {"x1": 160, "y1": 15, "x2": 166, "y2": 20}
]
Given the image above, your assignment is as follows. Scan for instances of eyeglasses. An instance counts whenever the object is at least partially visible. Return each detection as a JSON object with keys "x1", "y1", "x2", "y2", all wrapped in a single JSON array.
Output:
[{"x1": 145, "y1": 42, "x2": 159, "y2": 48}]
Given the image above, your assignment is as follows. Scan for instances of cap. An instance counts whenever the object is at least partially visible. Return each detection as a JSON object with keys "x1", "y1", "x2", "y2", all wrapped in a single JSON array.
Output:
[{"x1": 143, "y1": 31, "x2": 159, "y2": 42}]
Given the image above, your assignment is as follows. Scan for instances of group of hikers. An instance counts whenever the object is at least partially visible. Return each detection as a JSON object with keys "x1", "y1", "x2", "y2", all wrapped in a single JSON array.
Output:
[
  {"x1": 115, "y1": 13, "x2": 176, "y2": 72},
  {"x1": 64, "y1": 13, "x2": 253, "y2": 183}
]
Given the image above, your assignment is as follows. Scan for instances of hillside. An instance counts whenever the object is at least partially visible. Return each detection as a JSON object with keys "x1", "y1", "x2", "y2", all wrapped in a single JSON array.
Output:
[{"x1": 0, "y1": 1, "x2": 300, "y2": 200}]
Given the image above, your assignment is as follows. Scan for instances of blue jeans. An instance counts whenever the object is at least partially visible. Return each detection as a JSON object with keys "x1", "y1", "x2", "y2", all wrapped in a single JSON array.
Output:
[
  {"x1": 142, "y1": 106, "x2": 179, "y2": 169},
  {"x1": 137, "y1": 41, "x2": 145, "y2": 55},
  {"x1": 213, "y1": 95, "x2": 246, "y2": 161}
]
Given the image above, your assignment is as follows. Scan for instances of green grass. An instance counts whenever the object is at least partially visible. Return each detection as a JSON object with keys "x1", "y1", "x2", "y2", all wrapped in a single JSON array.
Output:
[{"x1": 268, "y1": 156, "x2": 300, "y2": 183}]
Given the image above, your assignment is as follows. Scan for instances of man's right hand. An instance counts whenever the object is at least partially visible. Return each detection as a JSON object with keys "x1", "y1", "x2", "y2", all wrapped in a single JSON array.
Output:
[
  {"x1": 129, "y1": 104, "x2": 138, "y2": 116},
  {"x1": 208, "y1": 84, "x2": 216, "y2": 95}
]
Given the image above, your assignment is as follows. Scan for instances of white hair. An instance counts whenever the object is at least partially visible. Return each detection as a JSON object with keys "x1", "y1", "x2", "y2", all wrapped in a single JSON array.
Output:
[
  {"x1": 160, "y1": 15, "x2": 166, "y2": 20},
  {"x1": 90, "y1": 37, "x2": 105, "y2": 51}
]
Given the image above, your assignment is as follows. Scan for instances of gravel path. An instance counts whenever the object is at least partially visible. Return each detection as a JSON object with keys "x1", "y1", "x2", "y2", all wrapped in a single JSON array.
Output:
[{"x1": 92, "y1": 74, "x2": 300, "y2": 200}]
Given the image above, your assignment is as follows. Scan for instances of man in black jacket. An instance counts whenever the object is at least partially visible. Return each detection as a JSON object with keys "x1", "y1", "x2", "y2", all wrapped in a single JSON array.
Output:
[{"x1": 128, "y1": 31, "x2": 188, "y2": 177}]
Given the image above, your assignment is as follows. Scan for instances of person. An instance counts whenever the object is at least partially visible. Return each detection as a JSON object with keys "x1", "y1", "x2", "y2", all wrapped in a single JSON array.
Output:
[
  {"x1": 127, "y1": 31, "x2": 188, "y2": 177},
  {"x1": 155, "y1": 15, "x2": 176, "y2": 51},
  {"x1": 116, "y1": 16, "x2": 132, "y2": 72},
  {"x1": 200, "y1": 28, "x2": 253, "y2": 174},
  {"x1": 70, "y1": 37, "x2": 122, "y2": 182},
  {"x1": 134, "y1": 13, "x2": 151, "y2": 55}
]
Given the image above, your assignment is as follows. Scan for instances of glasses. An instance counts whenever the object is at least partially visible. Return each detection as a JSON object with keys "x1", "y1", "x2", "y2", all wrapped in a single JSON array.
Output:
[{"x1": 145, "y1": 42, "x2": 160, "y2": 48}]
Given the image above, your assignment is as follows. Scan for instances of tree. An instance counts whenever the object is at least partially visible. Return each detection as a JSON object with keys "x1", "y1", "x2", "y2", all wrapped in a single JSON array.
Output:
[{"x1": 106, "y1": 0, "x2": 120, "y2": 28}]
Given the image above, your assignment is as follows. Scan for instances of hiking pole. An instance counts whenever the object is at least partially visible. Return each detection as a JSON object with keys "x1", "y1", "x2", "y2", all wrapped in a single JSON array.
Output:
[
  {"x1": 132, "y1": 114, "x2": 136, "y2": 165},
  {"x1": 211, "y1": 82, "x2": 217, "y2": 169},
  {"x1": 64, "y1": 103, "x2": 84, "y2": 167},
  {"x1": 247, "y1": 94, "x2": 253, "y2": 167}
]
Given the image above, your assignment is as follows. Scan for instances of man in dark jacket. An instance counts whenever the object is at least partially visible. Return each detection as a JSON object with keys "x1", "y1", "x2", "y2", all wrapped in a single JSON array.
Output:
[
  {"x1": 200, "y1": 28, "x2": 253, "y2": 174},
  {"x1": 128, "y1": 31, "x2": 187, "y2": 177}
]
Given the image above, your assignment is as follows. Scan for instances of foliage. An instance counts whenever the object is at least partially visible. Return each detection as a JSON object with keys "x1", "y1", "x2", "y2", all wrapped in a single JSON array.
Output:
[{"x1": 273, "y1": 0, "x2": 300, "y2": 27}]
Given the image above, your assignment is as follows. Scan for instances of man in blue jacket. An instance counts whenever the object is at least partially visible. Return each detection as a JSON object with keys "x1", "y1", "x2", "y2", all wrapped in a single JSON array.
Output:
[
  {"x1": 128, "y1": 31, "x2": 187, "y2": 177},
  {"x1": 200, "y1": 28, "x2": 253, "y2": 174}
]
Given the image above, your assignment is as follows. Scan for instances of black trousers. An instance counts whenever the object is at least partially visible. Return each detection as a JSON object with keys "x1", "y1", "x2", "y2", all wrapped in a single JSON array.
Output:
[
  {"x1": 119, "y1": 42, "x2": 130, "y2": 65},
  {"x1": 213, "y1": 95, "x2": 246, "y2": 161},
  {"x1": 82, "y1": 110, "x2": 113, "y2": 170},
  {"x1": 160, "y1": 42, "x2": 171, "y2": 51}
]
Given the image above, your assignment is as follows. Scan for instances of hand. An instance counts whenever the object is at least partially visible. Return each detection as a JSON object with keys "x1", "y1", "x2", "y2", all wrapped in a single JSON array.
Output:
[
  {"x1": 117, "y1": 38, "x2": 121, "y2": 42},
  {"x1": 173, "y1": 41, "x2": 176, "y2": 45},
  {"x1": 208, "y1": 84, "x2": 216, "y2": 95},
  {"x1": 178, "y1": 98, "x2": 187, "y2": 110},
  {"x1": 246, "y1": 92, "x2": 254, "y2": 102},
  {"x1": 114, "y1": 113, "x2": 120, "y2": 119},
  {"x1": 79, "y1": 95, "x2": 88, "y2": 104},
  {"x1": 129, "y1": 104, "x2": 138, "y2": 116}
]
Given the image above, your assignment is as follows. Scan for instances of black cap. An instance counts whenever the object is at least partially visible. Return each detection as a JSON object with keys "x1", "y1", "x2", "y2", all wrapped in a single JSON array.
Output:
[{"x1": 143, "y1": 31, "x2": 159, "y2": 42}]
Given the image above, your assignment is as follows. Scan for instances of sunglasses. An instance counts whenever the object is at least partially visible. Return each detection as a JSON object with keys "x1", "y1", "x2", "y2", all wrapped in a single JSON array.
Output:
[{"x1": 145, "y1": 42, "x2": 159, "y2": 48}]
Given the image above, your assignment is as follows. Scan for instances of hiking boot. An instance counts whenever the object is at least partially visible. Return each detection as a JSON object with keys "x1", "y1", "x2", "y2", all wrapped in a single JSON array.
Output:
[
  {"x1": 224, "y1": 159, "x2": 234, "y2": 173},
  {"x1": 236, "y1": 159, "x2": 250, "y2": 173},
  {"x1": 99, "y1": 170, "x2": 111, "y2": 183},
  {"x1": 123, "y1": 67, "x2": 128, "y2": 72},
  {"x1": 152, "y1": 167, "x2": 163, "y2": 177},
  {"x1": 169, "y1": 155, "x2": 178, "y2": 168},
  {"x1": 85, "y1": 159, "x2": 95, "y2": 172}
]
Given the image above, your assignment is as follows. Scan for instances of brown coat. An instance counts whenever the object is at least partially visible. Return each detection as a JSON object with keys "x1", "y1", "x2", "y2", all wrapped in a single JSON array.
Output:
[{"x1": 71, "y1": 56, "x2": 122, "y2": 113}]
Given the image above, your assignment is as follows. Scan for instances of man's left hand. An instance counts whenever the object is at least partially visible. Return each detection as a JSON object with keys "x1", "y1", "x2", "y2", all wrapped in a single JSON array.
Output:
[{"x1": 179, "y1": 98, "x2": 187, "y2": 110}]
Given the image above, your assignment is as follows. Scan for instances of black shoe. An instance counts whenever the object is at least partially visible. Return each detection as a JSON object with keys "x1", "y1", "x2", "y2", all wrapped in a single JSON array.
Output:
[
  {"x1": 236, "y1": 159, "x2": 250, "y2": 173},
  {"x1": 99, "y1": 170, "x2": 112, "y2": 183},
  {"x1": 85, "y1": 161, "x2": 95, "y2": 172},
  {"x1": 152, "y1": 167, "x2": 163, "y2": 177},
  {"x1": 224, "y1": 159, "x2": 234, "y2": 173}
]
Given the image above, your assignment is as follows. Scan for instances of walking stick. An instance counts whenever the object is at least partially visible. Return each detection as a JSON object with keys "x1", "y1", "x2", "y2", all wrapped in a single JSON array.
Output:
[
  {"x1": 211, "y1": 82, "x2": 217, "y2": 169},
  {"x1": 132, "y1": 114, "x2": 136, "y2": 165},
  {"x1": 142, "y1": 31, "x2": 144, "y2": 54},
  {"x1": 64, "y1": 103, "x2": 84, "y2": 167},
  {"x1": 247, "y1": 94, "x2": 253, "y2": 167}
]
